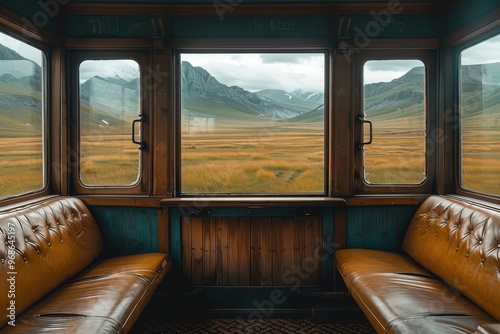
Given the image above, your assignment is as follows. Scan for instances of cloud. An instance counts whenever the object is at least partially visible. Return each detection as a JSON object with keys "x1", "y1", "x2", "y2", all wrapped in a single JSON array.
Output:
[
  {"x1": 259, "y1": 54, "x2": 315, "y2": 64},
  {"x1": 79, "y1": 59, "x2": 139, "y2": 83},
  {"x1": 182, "y1": 53, "x2": 324, "y2": 93},
  {"x1": 0, "y1": 31, "x2": 44, "y2": 65},
  {"x1": 364, "y1": 59, "x2": 424, "y2": 84},
  {"x1": 461, "y1": 35, "x2": 500, "y2": 65}
]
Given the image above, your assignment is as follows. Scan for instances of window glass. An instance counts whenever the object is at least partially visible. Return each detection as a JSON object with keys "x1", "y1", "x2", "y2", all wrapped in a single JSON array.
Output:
[
  {"x1": 79, "y1": 59, "x2": 141, "y2": 186},
  {"x1": 460, "y1": 34, "x2": 500, "y2": 196},
  {"x1": 0, "y1": 32, "x2": 45, "y2": 199},
  {"x1": 362, "y1": 59, "x2": 426, "y2": 185},
  {"x1": 180, "y1": 53, "x2": 325, "y2": 194}
]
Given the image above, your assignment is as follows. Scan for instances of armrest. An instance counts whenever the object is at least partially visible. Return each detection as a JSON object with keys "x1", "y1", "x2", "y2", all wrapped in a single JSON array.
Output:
[{"x1": 475, "y1": 324, "x2": 500, "y2": 334}]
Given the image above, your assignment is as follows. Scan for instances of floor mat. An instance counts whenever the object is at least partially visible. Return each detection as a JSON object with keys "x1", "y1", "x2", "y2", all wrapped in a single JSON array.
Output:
[{"x1": 130, "y1": 318, "x2": 376, "y2": 334}]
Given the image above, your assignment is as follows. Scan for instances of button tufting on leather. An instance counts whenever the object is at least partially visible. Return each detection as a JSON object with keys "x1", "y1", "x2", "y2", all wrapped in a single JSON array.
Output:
[
  {"x1": 479, "y1": 240, "x2": 483, "y2": 244},
  {"x1": 466, "y1": 253, "x2": 469, "y2": 258},
  {"x1": 1, "y1": 259, "x2": 5, "y2": 264},
  {"x1": 481, "y1": 258, "x2": 486, "y2": 263},
  {"x1": 456, "y1": 246, "x2": 459, "y2": 251}
]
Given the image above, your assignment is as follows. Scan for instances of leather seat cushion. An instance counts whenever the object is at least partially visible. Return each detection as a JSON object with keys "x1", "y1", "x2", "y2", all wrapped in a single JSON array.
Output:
[
  {"x1": 1, "y1": 253, "x2": 171, "y2": 334},
  {"x1": 335, "y1": 248, "x2": 434, "y2": 288},
  {"x1": 349, "y1": 272, "x2": 494, "y2": 333}
]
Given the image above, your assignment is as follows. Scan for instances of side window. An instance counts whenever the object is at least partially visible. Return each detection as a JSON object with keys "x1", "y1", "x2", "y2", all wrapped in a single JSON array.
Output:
[
  {"x1": 70, "y1": 53, "x2": 150, "y2": 194},
  {"x1": 78, "y1": 59, "x2": 141, "y2": 186},
  {"x1": 354, "y1": 52, "x2": 435, "y2": 194},
  {"x1": 362, "y1": 59, "x2": 427, "y2": 185},
  {"x1": 0, "y1": 32, "x2": 46, "y2": 200},
  {"x1": 179, "y1": 52, "x2": 326, "y2": 195},
  {"x1": 459, "y1": 34, "x2": 500, "y2": 197}
]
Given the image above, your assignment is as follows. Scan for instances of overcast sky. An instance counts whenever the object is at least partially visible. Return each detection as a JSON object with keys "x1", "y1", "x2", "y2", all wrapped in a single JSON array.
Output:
[
  {"x1": 364, "y1": 59, "x2": 425, "y2": 84},
  {"x1": 0, "y1": 31, "x2": 499, "y2": 87},
  {"x1": 0, "y1": 31, "x2": 44, "y2": 65},
  {"x1": 182, "y1": 53, "x2": 325, "y2": 93}
]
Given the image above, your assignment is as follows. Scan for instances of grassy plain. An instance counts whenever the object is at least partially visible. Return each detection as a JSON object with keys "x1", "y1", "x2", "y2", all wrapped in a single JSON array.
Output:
[
  {"x1": 181, "y1": 120, "x2": 325, "y2": 193},
  {"x1": 1, "y1": 118, "x2": 499, "y2": 197}
]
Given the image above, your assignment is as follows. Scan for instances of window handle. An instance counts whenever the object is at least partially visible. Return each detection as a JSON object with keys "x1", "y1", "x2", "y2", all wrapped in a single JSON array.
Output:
[
  {"x1": 132, "y1": 114, "x2": 147, "y2": 150},
  {"x1": 356, "y1": 114, "x2": 372, "y2": 150}
]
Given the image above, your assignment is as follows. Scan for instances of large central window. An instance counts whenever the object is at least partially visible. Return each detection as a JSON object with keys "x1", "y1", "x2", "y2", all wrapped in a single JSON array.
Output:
[{"x1": 179, "y1": 52, "x2": 326, "y2": 195}]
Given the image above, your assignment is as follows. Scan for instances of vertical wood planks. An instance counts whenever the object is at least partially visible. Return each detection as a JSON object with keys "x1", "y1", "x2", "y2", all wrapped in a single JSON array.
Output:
[{"x1": 181, "y1": 215, "x2": 323, "y2": 286}]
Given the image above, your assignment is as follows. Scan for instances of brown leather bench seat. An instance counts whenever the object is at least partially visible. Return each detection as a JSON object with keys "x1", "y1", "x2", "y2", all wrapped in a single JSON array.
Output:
[
  {"x1": 335, "y1": 195, "x2": 500, "y2": 334},
  {"x1": 0, "y1": 196, "x2": 172, "y2": 334}
]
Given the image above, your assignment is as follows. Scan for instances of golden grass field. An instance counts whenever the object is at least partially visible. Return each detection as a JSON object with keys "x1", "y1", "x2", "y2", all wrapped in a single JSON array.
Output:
[
  {"x1": 181, "y1": 121, "x2": 325, "y2": 193},
  {"x1": 1, "y1": 119, "x2": 499, "y2": 197}
]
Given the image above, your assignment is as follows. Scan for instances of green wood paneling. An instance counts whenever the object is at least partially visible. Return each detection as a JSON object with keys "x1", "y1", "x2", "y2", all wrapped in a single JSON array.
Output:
[
  {"x1": 446, "y1": 0, "x2": 500, "y2": 34},
  {"x1": 344, "y1": 15, "x2": 436, "y2": 39},
  {"x1": 2, "y1": 2, "x2": 58, "y2": 32},
  {"x1": 67, "y1": 15, "x2": 159, "y2": 37},
  {"x1": 89, "y1": 206, "x2": 159, "y2": 257},
  {"x1": 172, "y1": 15, "x2": 330, "y2": 38},
  {"x1": 346, "y1": 205, "x2": 418, "y2": 252}
]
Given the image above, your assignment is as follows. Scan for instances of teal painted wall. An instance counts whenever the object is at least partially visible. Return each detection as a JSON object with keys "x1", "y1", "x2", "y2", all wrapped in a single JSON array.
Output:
[
  {"x1": 446, "y1": 0, "x2": 500, "y2": 34},
  {"x1": 346, "y1": 205, "x2": 418, "y2": 252},
  {"x1": 2, "y1": 2, "x2": 58, "y2": 33},
  {"x1": 89, "y1": 206, "x2": 159, "y2": 257}
]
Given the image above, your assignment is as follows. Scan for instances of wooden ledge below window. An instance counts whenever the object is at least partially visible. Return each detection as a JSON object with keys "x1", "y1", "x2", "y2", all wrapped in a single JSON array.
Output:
[{"x1": 160, "y1": 197, "x2": 346, "y2": 208}]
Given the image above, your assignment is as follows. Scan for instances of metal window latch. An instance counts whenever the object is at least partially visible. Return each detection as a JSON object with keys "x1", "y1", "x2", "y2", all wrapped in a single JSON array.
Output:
[
  {"x1": 132, "y1": 114, "x2": 147, "y2": 150},
  {"x1": 356, "y1": 114, "x2": 372, "y2": 150}
]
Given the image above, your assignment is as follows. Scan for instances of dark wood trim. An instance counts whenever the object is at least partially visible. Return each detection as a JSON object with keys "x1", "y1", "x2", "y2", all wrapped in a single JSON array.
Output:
[
  {"x1": 78, "y1": 196, "x2": 163, "y2": 207},
  {"x1": 332, "y1": 51, "x2": 353, "y2": 196},
  {"x1": 345, "y1": 195, "x2": 428, "y2": 206},
  {"x1": 158, "y1": 207, "x2": 170, "y2": 253},
  {"x1": 64, "y1": 38, "x2": 156, "y2": 49},
  {"x1": 160, "y1": 197, "x2": 346, "y2": 208},
  {"x1": 169, "y1": 38, "x2": 334, "y2": 49},
  {"x1": 152, "y1": 50, "x2": 173, "y2": 196},
  {"x1": 354, "y1": 38, "x2": 440, "y2": 49},
  {"x1": 50, "y1": 47, "x2": 68, "y2": 195}
]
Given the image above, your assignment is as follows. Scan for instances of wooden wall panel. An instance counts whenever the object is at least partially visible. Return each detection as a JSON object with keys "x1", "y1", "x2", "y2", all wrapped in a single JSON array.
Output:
[{"x1": 181, "y1": 216, "x2": 323, "y2": 286}]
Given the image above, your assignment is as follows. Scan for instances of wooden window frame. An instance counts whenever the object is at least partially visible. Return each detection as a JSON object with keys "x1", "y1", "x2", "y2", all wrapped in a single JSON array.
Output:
[
  {"x1": 69, "y1": 50, "x2": 152, "y2": 196},
  {"x1": 0, "y1": 28, "x2": 51, "y2": 204},
  {"x1": 173, "y1": 47, "x2": 332, "y2": 197},
  {"x1": 453, "y1": 28, "x2": 500, "y2": 203},
  {"x1": 352, "y1": 49, "x2": 437, "y2": 195}
]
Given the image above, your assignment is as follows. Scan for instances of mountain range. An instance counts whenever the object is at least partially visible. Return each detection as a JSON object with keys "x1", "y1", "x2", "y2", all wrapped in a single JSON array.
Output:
[
  {"x1": 181, "y1": 61, "x2": 323, "y2": 121},
  {"x1": 0, "y1": 40, "x2": 499, "y2": 137}
]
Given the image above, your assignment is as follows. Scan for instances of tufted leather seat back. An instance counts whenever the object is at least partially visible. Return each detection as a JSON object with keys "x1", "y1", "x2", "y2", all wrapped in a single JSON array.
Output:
[
  {"x1": 402, "y1": 195, "x2": 500, "y2": 321},
  {"x1": 0, "y1": 197, "x2": 103, "y2": 328}
]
